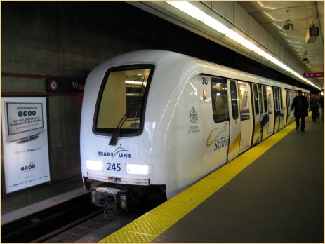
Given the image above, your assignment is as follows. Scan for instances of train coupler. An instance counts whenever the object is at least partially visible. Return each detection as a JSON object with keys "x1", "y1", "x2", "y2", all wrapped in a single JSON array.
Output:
[{"x1": 91, "y1": 186, "x2": 128, "y2": 210}]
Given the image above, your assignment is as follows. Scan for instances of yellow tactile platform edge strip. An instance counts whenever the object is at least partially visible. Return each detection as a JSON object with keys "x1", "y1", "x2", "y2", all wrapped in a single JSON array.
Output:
[{"x1": 99, "y1": 122, "x2": 297, "y2": 243}]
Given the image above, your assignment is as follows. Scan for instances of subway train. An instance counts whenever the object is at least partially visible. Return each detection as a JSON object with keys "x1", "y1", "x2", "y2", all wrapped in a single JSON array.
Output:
[{"x1": 80, "y1": 50, "x2": 309, "y2": 210}]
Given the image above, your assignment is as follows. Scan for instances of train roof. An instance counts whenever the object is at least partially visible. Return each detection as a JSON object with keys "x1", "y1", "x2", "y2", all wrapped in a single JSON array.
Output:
[{"x1": 97, "y1": 50, "x2": 293, "y2": 89}]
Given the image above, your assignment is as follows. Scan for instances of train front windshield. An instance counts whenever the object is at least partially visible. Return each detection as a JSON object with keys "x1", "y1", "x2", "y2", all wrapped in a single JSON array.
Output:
[{"x1": 93, "y1": 65, "x2": 154, "y2": 136}]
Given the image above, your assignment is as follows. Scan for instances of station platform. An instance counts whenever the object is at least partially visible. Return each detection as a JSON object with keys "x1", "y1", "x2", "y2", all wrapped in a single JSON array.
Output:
[{"x1": 100, "y1": 115, "x2": 324, "y2": 243}]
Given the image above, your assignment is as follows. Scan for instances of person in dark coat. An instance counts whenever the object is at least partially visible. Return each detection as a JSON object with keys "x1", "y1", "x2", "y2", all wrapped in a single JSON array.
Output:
[
  {"x1": 291, "y1": 90, "x2": 309, "y2": 131},
  {"x1": 319, "y1": 95, "x2": 324, "y2": 123},
  {"x1": 309, "y1": 95, "x2": 319, "y2": 121}
]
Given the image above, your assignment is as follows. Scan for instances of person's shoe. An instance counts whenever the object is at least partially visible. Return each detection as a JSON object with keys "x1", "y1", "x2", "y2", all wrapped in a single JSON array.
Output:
[{"x1": 301, "y1": 128, "x2": 305, "y2": 131}]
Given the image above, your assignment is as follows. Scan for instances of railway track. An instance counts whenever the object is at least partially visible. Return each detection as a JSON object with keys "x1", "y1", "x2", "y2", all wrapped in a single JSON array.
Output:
[
  {"x1": 42, "y1": 209, "x2": 137, "y2": 243},
  {"x1": 2, "y1": 193, "x2": 100, "y2": 243},
  {"x1": 2, "y1": 192, "x2": 164, "y2": 243}
]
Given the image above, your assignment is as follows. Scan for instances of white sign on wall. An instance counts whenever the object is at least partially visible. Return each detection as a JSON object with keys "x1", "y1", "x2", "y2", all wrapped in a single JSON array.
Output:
[{"x1": 1, "y1": 97, "x2": 51, "y2": 194}]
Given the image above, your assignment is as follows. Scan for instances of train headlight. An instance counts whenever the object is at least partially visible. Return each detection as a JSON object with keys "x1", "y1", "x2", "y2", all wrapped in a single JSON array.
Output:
[
  {"x1": 126, "y1": 164, "x2": 150, "y2": 175},
  {"x1": 86, "y1": 160, "x2": 103, "y2": 171}
]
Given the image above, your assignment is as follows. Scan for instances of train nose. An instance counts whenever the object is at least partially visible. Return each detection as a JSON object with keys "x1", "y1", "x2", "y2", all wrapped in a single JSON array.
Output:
[{"x1": 91, "y1": 187, "x2": 128, "y2": 210}]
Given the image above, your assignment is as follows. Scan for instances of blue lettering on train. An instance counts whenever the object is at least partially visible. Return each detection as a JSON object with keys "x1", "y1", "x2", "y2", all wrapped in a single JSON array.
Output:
[
  {"x1": 98, "y1": 151, "x2": 114, "y2": 157},
  {"x1": 119, "y1": 153, "x2": 132, "y2": 158},
  {"x1": 98, "y1": 151, "x2": 131, "y2": 158}
]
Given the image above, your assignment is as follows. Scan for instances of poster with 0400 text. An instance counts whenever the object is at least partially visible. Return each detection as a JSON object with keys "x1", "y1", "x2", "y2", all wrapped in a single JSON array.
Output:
[{"x1": 1, "y1": 97, "x2": 51, "y2": 194}]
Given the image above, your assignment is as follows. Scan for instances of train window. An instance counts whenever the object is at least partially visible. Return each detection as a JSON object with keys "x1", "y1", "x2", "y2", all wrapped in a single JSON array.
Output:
[
  {"x1": 279, "y1": 88, "x2": 283, "y2": 109},
  {"x1": 258, "y1": 85, "x2": 263, "y2": 115},
  {"x1": 94, "y1": 65, "x2": 154, "y2": 135},
  {"x1": 263, "y1": 86, "x2": 267, "y2": 113},
  {"x1": 273, "y1": 87, "x2": 278, "y2": 110},
  {"x1": 230, "y1": 80, "x2": 239, "y2": 120},
  {"x1": 286, "y1": 89, "x2": 291, "y2": 108},
  {"x1": 253, "y1": 84, "x2": 259, "y2": 114},
  {"x1": 266, "y1": 86, "x2": 273, "y2": 114},
  {"x1": 211, "y1": 77, "x2": 229, "y2": 122},
  {"x1": 238, "y1": 82, "x2": 250, "y2": 121}
]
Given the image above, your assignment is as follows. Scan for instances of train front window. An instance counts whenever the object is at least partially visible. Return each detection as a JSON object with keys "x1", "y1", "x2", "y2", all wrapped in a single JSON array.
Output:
[{"x1": 94, "y1": 65, "x2": 154, "y2": 135}]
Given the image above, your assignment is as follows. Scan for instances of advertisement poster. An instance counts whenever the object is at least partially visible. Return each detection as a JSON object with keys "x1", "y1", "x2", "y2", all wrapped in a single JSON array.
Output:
[{"x1": 1, "y1": 97, "x2": 51, "y2": 194}]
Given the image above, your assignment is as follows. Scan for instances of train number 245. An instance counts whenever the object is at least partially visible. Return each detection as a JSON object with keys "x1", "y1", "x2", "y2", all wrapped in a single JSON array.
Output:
[{"x1": 107, "y1": 163, "x2": 121, "y2": 171}]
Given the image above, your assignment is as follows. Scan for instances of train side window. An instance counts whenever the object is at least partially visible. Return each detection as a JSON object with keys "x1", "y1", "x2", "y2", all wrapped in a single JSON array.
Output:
[
  {"x1": 211, "y1": 77, "x2": 229, "y2": 122},
  {"x1": 230, "y1": 80, "x2": 239, "y2": 120},
  {"x1": 253, "y1": 84, "x2": 259, "y2": 114},
  {"x1": 258, "y1": 85, "x2": 263, "y2": 115},
  {"x1": 279, "y1": 88, "x2": 283, "y2": 108},
  {"x1": 263, "y1": 86, "x2": 267, "y2": 113},
  {"x1": 266, "y1": 86, "x2": 273, "y2": 114},
  {"x1": 238, "y1": 82, "x2": 250, "y2": 121},
  {"x1": 286, "y1": 89, "x2": 291, "y2": 108},
  {"x1": 273, "y1": 87, "x2": 278, "y2": 110}
]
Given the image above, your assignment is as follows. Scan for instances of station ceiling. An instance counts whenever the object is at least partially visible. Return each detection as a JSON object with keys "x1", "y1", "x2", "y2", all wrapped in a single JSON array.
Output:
[
  {"x1": 128, "y1": 1, "x2": 324, "y2": 91},
  {"x1": 239, "y1": 1, "x2": 324, "y2": 90}
]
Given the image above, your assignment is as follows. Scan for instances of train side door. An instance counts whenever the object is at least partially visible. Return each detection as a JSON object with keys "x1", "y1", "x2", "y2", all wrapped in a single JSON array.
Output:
[
  {"x1": 283, "y1": 88, "x2": 289, "y2": 126},
  {"x1": 261, "y1": 85, "x2": 269, "y2": 141},
  {"x1": 251, "y1": 83, "x2": 261, "y2": 145},
  {"x1": 258, "y1": 85, "x2": 264, "y2": 141},
  {"x1": 266, "y1": 86, "x2": 275, "y2": 136},
  {"x1": 278, "y1": 88, "x2": 285, "y2": 129},
  {"x1": 273, "y1": 87, "x2": 280, "y2": 133},
  {"x1": 200, "y1": 75, "x2": 229, "y2": 175},
  {"x1": 286, "y1": 89, "x2": 293, "y2": 125},
  {"x1": 238, "y1": 81, "x2": 253, "y2": 153},
  {"x1": 227, "y1": 79, "x2": 240, "y2": 161}
]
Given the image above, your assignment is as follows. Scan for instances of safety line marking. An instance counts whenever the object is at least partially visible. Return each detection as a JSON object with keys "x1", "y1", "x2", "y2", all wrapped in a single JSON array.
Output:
[{"x1": 99, "y1": 122, "x2": 296, "y2": 243}]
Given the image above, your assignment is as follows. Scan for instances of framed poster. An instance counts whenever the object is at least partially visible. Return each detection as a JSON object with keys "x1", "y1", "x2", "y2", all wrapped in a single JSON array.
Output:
[{"x1": 1, "y1": 97, "x2": 51, "y2": 194}]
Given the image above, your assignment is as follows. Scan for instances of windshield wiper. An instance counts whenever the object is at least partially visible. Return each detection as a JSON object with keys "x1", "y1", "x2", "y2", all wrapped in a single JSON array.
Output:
[{"x1": 109, "y1": 102, "x2": 141, "y2": 146}]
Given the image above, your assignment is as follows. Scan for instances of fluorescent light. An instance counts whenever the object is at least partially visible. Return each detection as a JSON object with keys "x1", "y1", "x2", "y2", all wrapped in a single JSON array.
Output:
[
  {"x1": 86, "y1": 160, "x2": 103, "y2": 171},
  {"x1": 166, "y1": 1, "x2": 321, "y2": 90},
  {"x1": 126, "y1": 164, "x2": 150, "y2": 175},
  {"x1": 125, "y1": 80, "x2": 146, "y2": 86}
]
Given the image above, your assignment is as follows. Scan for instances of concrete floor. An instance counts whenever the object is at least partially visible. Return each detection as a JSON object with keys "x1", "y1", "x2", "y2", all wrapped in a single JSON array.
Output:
[{"x1": 153, "y1": 118, "x2": 324, "y2": 243}]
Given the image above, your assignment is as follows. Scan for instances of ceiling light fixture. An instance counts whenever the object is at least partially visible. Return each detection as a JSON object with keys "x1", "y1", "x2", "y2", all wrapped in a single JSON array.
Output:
[
  {"x1": 306, "y1": 20, "x2": 319, "y2": 44},
  {"x1": 283, "y1": 9, "x2": 294, "y2": 31},
  {"x1": 166, "y1": 1, "x2": 320, "y2": 90}
]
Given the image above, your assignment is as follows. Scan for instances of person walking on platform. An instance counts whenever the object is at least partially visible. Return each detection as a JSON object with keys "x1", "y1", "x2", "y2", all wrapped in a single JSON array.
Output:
[
  {"x1": 291, "y1": 90, "x2": 309, "y2": 131},
  {"x1": 319, "y1": 95, "x2": 324, "y2": 123},
  {"x1": 310, "y1": 95, "x2": 319, "y2": 121}
]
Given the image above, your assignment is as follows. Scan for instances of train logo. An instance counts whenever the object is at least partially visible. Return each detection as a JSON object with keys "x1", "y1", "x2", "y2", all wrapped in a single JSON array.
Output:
[
  {"x1": 98, "y1": 144, "x2": 131, "y2": 159},
  {"x1": 189, "y1": 107, "x2": 198, "y2": 123},
  {"x1": 112, "y1": 144, "x2": 131, "y2": 159}
]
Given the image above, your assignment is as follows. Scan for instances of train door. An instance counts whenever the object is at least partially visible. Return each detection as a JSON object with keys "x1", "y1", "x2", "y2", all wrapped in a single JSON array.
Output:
[
  {"x1": 251, "y1": 83, "x2": 261, "y2": 145},
  {"x1": 227, "y1": 79, "x2": 240, "y2": 161},
  {"x1": 266, "y1": 86, "x2": 274, "y2": 136},
  {"x1": 286, "y1": 89, "x2": 293, "y2": 124},
  {"x1": 278, "y1": 88, "x2": 285, "y2": 129},
  {"x1": 258, "y1": 85, "x2": 263, "y2": 141},
  {"x1": 261, "y1": 85, "x2": 269, "y2": 140},
  {"x1": 273, "y1": 87, "x2": 280, "y2": 133},
  {"x1": 238, "y1": 81, "x2": 253, "y2": 153},
  {"x1": 200, "y1": 75, "x2": 229, "y2": 175},
  {"x1": 281, "y1": 88, "x2": 288, "y2": 127}
]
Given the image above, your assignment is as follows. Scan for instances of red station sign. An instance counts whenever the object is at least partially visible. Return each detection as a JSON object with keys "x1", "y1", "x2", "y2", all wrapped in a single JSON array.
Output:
[{"x1": 303, "y1": 72, "x2": 324, "y2": 78}]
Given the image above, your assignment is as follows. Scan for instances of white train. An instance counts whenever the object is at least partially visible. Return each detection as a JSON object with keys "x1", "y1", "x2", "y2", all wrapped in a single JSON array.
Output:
[{"x1": 80, "y1": 50, "x2": 309, "y2": 210}]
